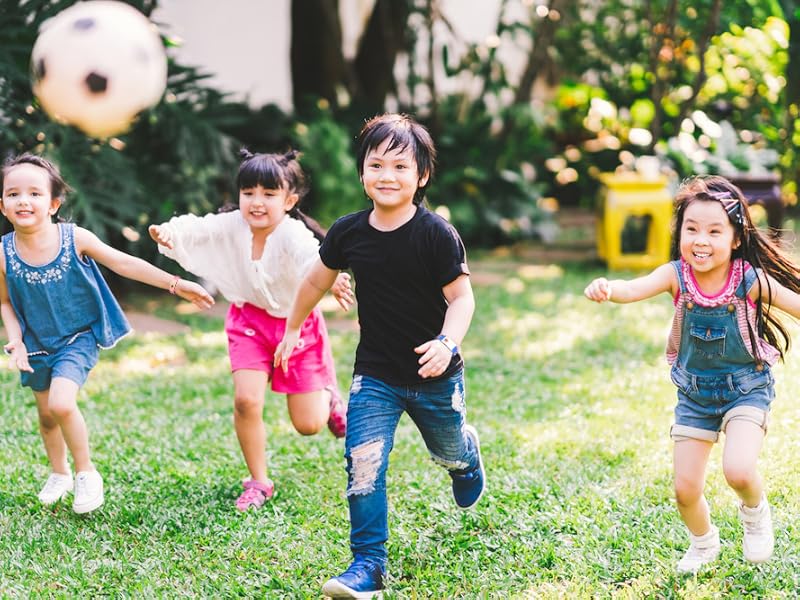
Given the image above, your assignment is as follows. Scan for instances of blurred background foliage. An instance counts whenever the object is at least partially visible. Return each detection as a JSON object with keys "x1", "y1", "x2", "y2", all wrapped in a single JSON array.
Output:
[{"x1": 1, "y1": 0, "x2": 798, "y2": 257}]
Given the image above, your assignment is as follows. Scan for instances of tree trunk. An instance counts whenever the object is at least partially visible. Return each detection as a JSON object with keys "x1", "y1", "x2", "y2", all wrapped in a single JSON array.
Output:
[
  {"x1": 351, "y1": 0, "x2": 411, "y2": 116},
  {"x1": 290, "y1": 0, "x2": 347, "y2": 112}
]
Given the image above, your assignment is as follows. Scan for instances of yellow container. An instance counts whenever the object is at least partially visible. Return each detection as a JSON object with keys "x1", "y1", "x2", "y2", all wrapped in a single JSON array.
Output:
[{"x1": 596, "y1": 173, "x2": 673, "y2": 270}]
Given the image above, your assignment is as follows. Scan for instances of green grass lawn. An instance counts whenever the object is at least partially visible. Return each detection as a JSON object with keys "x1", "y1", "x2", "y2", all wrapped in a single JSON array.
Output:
[{"x1": 1, "y1": 256, "x2": 799, "y2": 598}]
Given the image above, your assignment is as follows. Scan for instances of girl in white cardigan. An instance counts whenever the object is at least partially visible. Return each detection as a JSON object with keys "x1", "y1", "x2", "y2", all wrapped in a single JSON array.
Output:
[{"x1": 149, "y1": 149, "x2": 352, "y2": 510}]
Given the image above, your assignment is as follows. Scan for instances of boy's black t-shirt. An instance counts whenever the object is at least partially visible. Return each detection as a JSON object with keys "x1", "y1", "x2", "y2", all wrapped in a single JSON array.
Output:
[{"x1": 320, "y1": 206, "x2": 470, "y2": 385}]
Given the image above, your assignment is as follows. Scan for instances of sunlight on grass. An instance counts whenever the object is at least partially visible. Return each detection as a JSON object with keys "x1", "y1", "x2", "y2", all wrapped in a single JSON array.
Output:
[
  {"x1": 517, "y1": 264, "x2": 564, "y2": 280},
  {"x1": 3, "y1": 260, "x2": 800, "y2": 596}
]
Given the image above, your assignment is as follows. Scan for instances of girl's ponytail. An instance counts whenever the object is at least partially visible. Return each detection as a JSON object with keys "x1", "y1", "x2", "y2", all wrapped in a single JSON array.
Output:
[{"x1": 289, "y1": 206, "x2": 326, "y2": 242}]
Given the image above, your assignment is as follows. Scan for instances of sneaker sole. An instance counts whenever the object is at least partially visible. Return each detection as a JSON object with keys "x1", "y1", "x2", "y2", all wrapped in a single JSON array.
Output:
[
  {"x1": 38, "y1": 488, "x2": 73, "y2": 506},
  {"x1": 743, "y1": 548, "x2": 774, "y2": 563},
  {"x1": 321, "y1": 579, "x2": 383, "y2": 599},
  {"x1": 458, "y1": 424, "x2": 486, "y2": 511},
  {"x1": 73, "y1": 493, "x2": 104, "y2": 514}
]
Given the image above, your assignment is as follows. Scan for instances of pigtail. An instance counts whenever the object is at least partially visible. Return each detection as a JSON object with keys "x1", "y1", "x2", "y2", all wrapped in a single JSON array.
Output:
[{"x1": 289, "y1": 207, "x2": 326, "y2": 242}]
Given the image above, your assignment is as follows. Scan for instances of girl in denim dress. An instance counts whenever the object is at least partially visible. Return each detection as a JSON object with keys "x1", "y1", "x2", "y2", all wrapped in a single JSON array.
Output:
[
  {"x1": 585, "y1": 175, "x2": 800, "y2": 574},
  {"x1": 0, "y1": 154, "x2": 214, "y2": 515}
]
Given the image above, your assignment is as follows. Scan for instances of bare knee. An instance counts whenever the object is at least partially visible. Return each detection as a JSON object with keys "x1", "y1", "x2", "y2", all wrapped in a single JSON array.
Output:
[
  {"x1": 47, "y1": 397, "x2": 77, "y2": 421},
  {"x1": 674, "y1": 476, "x2": 704, "y2": 508},
  {"x1": 37, "y1": 409, "x2": 60, "y2": 432},
  {"x1": 292, "y1": 417, "x2": 325, "y2": 436},
  {"x1": 724, "y1": 463, "x2": 758, "y2": 492},
  {"x1": 234, "y1": 393, "x2": 263, "y2": 418}
]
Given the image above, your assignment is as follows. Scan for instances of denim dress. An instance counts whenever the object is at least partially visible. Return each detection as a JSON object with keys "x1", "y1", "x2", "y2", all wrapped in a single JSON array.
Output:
[
  {"x1": 2, "y1": 223, "x2": 131, "y2": 356},
  {"x1": 668, "y1": 259, "x2": 775, "y2": 438}
]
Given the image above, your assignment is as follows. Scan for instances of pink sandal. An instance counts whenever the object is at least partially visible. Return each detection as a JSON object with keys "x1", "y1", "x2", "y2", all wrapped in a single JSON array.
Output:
[
  {"x1": 236, "y1": 478, "x2": 275, "y2": 511},
  {"x1": 326, "y1": 386, "x2": 347, "y2": 438}
]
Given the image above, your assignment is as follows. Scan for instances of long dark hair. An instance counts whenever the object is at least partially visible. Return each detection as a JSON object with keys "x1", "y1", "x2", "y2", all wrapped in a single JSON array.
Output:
[
  {"x1": 671, "y1": 175, "x2": 800, "y2": 360},
  {"x1": 230, "y1": 148, "x2": 325, "y2": 241},
  {"x1": 356, "y1": 113, "x2": 436, "y2": 205}
]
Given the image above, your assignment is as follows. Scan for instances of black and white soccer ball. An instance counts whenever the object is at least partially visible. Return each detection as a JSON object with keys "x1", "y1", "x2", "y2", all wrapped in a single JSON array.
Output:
[{"x1": 31, "y1": 0, "x2": 167, "y2": 138}]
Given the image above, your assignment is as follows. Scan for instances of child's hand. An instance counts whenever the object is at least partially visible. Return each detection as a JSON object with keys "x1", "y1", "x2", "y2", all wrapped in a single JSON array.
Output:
[
  {"x1": 3, "y1": 339, "x2": 33, "y2": 373},
  {"x1": 148, "y1": 224, "x2": 174, "y2": 249},
  {"x1": 584, "y1": 277, "x2": 613, "y2": 303},
  {"x1": 414, "y1": 337, "x2": 454, "y2": 379},
  {"x1": 331, "y1": 272, "x2": 354, "y2": 312},
  {"x1": 274, "y1": 328, "x2": 301, "y2": 374},
  {"x1": 175, "y1": 279, "x2": 216, "y2": 309}
]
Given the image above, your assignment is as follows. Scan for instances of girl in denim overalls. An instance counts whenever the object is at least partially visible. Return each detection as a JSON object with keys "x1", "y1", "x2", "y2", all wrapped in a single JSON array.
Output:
[
  {"x1": 0, "y1": 154, "x2": 214, "y2": 515},
  {"x1": 585, "y1": 175, "x2": 800, "y2": 574}
]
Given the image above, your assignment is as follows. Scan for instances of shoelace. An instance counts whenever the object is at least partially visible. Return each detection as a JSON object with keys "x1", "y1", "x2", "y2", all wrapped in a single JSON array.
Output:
[
  {"x1": 42, "y1": 476, "x2": 67, "y2": 495},
  {"x1": 452, "y1": 467, "x2": 480, "y2": 481},
  {"x1": 74, "y1": 475, "x2": 89, "y2": 496}
]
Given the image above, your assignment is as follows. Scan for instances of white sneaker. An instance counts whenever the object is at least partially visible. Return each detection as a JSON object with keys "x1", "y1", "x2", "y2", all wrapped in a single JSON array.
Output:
[
  {"x1": 677, "y1": 525, "x2": 721, "y2": 574},
  {"x1": 739, "y1": 494, "x2": 774, "y2": 563},
  {"x1": 72, "y1": 470, "x2": 104, "y2": 514},
  {"x1": 37, "y1": 472, "x2": 74, "y2": 505}
]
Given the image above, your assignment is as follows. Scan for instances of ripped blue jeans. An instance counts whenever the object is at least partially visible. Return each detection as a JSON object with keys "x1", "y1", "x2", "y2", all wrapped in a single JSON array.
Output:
[{"x1": 344, "y1": 369, "x2": 477, "y2": 568}]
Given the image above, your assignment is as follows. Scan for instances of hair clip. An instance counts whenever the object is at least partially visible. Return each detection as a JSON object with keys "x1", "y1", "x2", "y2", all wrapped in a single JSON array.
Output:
[{"x1": 717, "y1": 197, "x2": 744, "y2": 225}]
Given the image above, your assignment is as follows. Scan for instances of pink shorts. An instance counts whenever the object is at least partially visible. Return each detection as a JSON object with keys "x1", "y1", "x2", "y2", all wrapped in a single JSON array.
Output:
[{"x1": 225, "y1": 303, "x2": 336, "y2": 394}]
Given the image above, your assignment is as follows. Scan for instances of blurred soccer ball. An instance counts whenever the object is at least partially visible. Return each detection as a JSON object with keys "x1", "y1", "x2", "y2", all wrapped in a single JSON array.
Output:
[{"x1": 31, "y1": 0, "x2": 167, "y2": 138}]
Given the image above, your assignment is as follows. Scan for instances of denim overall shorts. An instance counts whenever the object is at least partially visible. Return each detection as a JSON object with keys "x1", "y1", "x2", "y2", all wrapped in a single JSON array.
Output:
[{"x1": 669, "y1": 261, "x2": 774, "y2": 442}]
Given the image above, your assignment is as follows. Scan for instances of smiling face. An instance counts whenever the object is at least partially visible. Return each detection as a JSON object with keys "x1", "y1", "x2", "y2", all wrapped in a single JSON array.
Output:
[
  {"x1": 0, "y1": 162, "x2": 61, "y2": 231},
  {"x1": 361, "y1": 138, "x2": 429, "y2": 214},
  {"x1": 238, "y1": 184, "x2": 297, "y2": 235},
  {"x1": 678, "y1": 199, "x2": 739, "y2": 279}
]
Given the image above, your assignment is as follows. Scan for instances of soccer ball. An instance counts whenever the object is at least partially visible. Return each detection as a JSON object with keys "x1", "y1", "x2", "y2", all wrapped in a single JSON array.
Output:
[{"x1": 31, "y1": 1, "x2": 167, "y2": 138}]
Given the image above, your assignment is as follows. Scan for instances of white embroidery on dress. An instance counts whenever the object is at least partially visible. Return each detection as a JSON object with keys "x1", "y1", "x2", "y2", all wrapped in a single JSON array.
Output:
[{"x1": 7, "y1": 225, "x2": 72, "y2": 286}]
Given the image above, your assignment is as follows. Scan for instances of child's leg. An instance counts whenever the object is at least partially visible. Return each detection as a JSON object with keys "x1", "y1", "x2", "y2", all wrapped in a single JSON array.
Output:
[
  {"x1": 722, "y1": 419, "x2": 765, "y2": 506},
  {"x1": 673, "y1": 438, "x2": 713, "y2": 535},
  {"x1": 33, "y1": 389, "x2": 70, "y2": 474},
  {"x1": 407, "y1": 371, "x2": 477, "y2": 472},
  {"x1": 232, "y1": 369, "x2": 270, "y2": 484},
  {"x1": 344, "y1": 375, "x2": 404, "y2": 568},
  {"x1": 722, "y1": 410, "x2": 773, "y2": 563},
  {"x1": 45, "y1": 377, "x2": 92, "y2": 472},
  {"x1": 286, "y1": 390, "x2": 329, "y2": 435}
]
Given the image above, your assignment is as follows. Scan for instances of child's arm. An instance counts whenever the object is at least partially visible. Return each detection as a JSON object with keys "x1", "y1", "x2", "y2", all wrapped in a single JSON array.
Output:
[
  {"x1": 753, "y1": 271, "x2": 800, "y2": 318},
  {"x1": 584, "y1": 263, "x2": 676, "y2": 304},
  {"x1": 414, "y1": 274, "x2": 475, "y2": 379},
  {"x1": 274, "y1": 258, "x2": 339, "y2": 372},
  {"x1": 74, "y1": 227, "x2": 215, "y2": 309},
  {"x1": 0, "y1": 258, "x2": 32, "y2": 372}
]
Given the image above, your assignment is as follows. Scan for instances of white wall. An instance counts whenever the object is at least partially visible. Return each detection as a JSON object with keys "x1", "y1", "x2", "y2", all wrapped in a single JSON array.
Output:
[
  {"x1": 152, "y1": 0, "x2": 507, "y2": 111},
  {"x1": 153, "y1": 0, "x2": 293, "y2": 109}
]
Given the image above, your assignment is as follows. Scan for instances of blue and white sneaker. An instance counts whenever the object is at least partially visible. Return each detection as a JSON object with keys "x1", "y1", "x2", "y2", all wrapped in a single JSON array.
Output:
[
  {"x1": 450, "y1": 424, "x2": 485, "y2": 509},
  {"x1": 321, "y1": 560, "x2": 384, "y2": 599}
]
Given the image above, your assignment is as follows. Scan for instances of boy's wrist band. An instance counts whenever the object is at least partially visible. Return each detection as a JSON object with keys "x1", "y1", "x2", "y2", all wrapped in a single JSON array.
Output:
[
  {"x1": 169, "y1": 276, "x2": 180, "y2": 295},
  {"x1": 436, "y1": 334, "x2": 458, "y2": 354}
]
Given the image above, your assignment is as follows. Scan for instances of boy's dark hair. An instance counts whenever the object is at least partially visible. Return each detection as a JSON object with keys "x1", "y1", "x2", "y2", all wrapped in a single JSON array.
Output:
[
  {"x1": 356, "y1": 113, "x2": 436, "y2": 205},
  {"x1": 1, "y1": 152, "x2": 72, "y2": 200},
  {"x1": 230, "y1": 148, "x2": 325, "y2": 241},
  {"x1": 672, "y1": 175, "x2": 800, "y2": 361}
]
